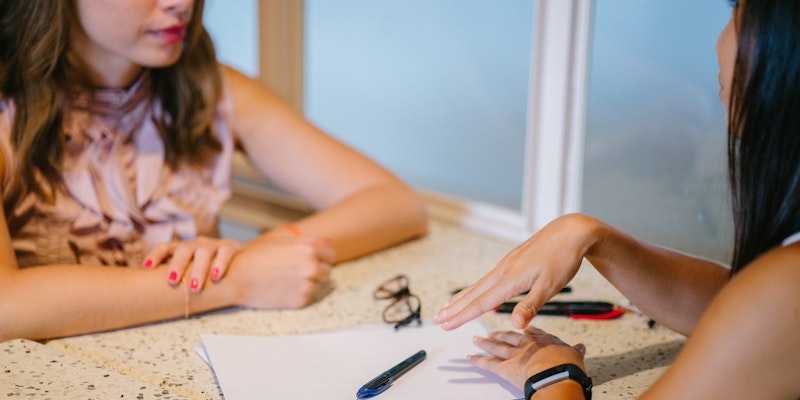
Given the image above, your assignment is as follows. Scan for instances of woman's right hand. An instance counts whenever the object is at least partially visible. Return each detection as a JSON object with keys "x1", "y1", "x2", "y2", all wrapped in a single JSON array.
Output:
[
  {"x1": 226, "y1": 230, "x2": 336, "y2": 309},
  {"x1": 433, "y1": 213, "x2": 603, "y2": 330},
  {"x1": 469, "y1": 326, "x2": 587, "y2": 392}
]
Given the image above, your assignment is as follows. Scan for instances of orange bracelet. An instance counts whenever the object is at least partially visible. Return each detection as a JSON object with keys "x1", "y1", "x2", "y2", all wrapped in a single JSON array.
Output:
[{"x1": 277, "y1": 224, "x2": 302, "y2": 237}]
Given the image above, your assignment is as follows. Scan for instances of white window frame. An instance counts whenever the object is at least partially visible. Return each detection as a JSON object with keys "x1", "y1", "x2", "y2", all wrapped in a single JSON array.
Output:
[
  {"x1": 425, "y1": 0, "x2": 592, "y2": 241},
  {"x1": 523, "y1": 0, "x2": 593, "y2": 231},
  {"x1": 224, "y1": 0, "x2": 595, "y2": 241}
]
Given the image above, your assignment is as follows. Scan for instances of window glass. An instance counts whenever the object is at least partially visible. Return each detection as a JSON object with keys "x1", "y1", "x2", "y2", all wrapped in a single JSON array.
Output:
[
  {"x1": 305, "y1": 0, "x2": 535, "y2": 210},
  {"x1": 582, "y1": 1, "x2": 733, "y2": 262},
  {"x1": 204, "y1": 0, "x2": 259, "y2": 77}
]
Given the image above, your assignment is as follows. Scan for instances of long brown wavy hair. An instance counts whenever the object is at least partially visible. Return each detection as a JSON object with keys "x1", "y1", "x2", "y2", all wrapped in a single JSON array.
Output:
[{"x1": 0, "y1": 0, "x2": 222, "y2": 200}]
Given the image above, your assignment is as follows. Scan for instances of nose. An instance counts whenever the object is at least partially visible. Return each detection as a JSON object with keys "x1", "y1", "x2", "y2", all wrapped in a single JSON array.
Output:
[{"x1": 160, "y1": 0, "x2": 193, "y2": 17}]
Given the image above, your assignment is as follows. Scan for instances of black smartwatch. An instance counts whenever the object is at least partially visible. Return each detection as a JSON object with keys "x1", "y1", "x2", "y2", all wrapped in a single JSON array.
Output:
[{"x1": 524, "y1": 363, "x2": 592, "y2": 400}]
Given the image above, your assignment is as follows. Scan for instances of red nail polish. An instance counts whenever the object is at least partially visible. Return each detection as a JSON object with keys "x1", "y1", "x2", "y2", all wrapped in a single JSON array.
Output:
[
  {"x1": 211, "y1": 268, "x2": 220, "y2": 280},
  {"x1": 190, "y1": 278, "x2": 199, "y2": 290},
  {"x1": 143, "y1": 259, "x2": 153, "y2": 268},
  {"x1": 168, "y1": 271, "x2": 178, "y2": 282}
]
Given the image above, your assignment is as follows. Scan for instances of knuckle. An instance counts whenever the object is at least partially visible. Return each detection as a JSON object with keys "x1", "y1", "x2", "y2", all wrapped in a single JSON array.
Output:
[
  {"x1": 174, "y1": 243, "x2": 194, "y2": 255},
  {"x1": 290, "y1": 292, "x2": 313, "y2": 308},
  {"x1": 297, "y1": 261, "x2": 322, "y2": 277},
  {"x1": 194, "y1": 246, "x2": 213, "y2": 259},
  {"x1": 223, "y1": 239, "x2": 242, "y2": 249},
  {"x1": 518, "y1": 300, "x2": 541, "y2": 316},
  {"x1": 151, "y1": 242, "x2": 169, "y2": 252}
]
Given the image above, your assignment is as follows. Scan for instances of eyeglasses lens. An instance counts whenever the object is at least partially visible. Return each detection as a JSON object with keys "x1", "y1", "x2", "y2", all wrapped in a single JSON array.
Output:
[{"x1": 374, "y1": 275, "x2": 421, "y2": 330}]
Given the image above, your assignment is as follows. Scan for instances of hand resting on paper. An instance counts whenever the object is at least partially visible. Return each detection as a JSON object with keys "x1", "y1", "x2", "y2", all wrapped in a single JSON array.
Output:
[{"x1": 469, "y1": 326, "x2": 587, "y2": 392}]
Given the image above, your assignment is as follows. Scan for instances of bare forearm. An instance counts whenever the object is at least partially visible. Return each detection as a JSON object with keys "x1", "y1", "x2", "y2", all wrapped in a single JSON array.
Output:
[
  {"x1": 0, "y1": 265, "x2": 236, "y2": 342},
  {"x1": 290, "y1": 184, "x2": 428, "y2": 262},
  {"x1": 582, "y1": 216, "x2": 729, "y2": 335}
]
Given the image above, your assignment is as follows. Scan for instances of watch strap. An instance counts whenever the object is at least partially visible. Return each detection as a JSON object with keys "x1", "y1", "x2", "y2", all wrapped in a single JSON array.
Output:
[{"x1": 524, "y1": 363, "x2": 592, "y2": 400}]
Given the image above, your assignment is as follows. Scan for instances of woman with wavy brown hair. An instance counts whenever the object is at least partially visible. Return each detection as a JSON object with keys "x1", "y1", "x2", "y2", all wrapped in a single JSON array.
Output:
[
  {"x1": 0, "y1": 0, "x2": 428, "y2": 342},
  {"x1": 434, "y1": 0, "x2": 800, "y2": 398}
]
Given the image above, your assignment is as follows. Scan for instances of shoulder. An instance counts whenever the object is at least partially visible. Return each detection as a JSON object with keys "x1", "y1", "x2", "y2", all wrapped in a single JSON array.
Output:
[
  {"x1": 218, "y1": 63, "x2": 285, "y2": 110},
  {"x1": 721, "y1": 243, "x2": 800, "y2": 343},
  {"x1": 218, "y1": 63, "x2": 267, "y2": 102},
  {"x1": 644, "y1": 244, "x2": 800, "y2": 399},
  {"x1": 219, "y1": 64, "x2": 250, "y2": 87},
  {"x1": 708, "y1": 245, "x2": 800, "y2": 392},
  {"x1": 212, "y1": 64, "x2": 265, "y2": 139},
  {"x1": 216, "y1": 63, "x2": 304, "y2": 142},
  {"x1": 707, "y1": 245, "x2": 800, "y2": 389},
  {"x1": 732, "y1": 242, "x2": 800, "y2": 300}
]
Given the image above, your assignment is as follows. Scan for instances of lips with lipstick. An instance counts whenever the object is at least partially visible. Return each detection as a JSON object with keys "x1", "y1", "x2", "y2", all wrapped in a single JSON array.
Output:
[{"x1": 152, "y1": 24, "x2": 187, "y2": 44}]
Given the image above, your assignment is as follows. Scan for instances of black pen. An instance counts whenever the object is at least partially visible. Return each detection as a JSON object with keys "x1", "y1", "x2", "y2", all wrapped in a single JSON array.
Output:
[
  {"x1": 356, "y1": 349, "x2": 427, "y2": 398},
  {"x1": 496, "y1": 301, "x2": 623, "y2": 320},
  {"x1": 450, "y1": 286, "x2": 572, "y2": 295}
]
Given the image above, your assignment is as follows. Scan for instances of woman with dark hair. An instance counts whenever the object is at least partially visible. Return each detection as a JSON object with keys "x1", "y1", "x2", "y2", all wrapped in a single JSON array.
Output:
[
  {"x1": 434, "y1": 1, "x2": 800, "y2": 398},
  {"x1": 0, "y1": 0, "x2": 427, "y2": 342}
]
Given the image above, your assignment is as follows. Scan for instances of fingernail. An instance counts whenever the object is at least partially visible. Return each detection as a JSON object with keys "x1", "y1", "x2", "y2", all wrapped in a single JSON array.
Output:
[
  {"x1": 143, "y1": 259, "x2": 153, "y2": 268},
  {"x1": 190, "y1": 278, "x2": 199, "y2": 291},
  {"x1": 210, "y1": 267, "x2": 220, "y2": 280},
  {"x1": 168, "y1": 271, "x2": 178, "y2": 283}
]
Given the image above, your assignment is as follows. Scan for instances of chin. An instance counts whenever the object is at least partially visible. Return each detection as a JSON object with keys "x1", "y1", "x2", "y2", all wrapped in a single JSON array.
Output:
[{"x1": 139, "y1": 49, "x2": 184, "y2": 68}]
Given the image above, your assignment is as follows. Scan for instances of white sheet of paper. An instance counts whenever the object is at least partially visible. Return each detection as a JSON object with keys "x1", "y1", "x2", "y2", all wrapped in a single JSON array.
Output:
[{"x1": 201, "y1": 319, "x2": 522, "y2": 400}]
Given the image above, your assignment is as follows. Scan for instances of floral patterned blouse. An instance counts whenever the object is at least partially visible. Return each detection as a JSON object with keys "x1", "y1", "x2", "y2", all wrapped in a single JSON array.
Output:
[{"x1": 0, "y1": 72, "x2": 235, "y2": 267}]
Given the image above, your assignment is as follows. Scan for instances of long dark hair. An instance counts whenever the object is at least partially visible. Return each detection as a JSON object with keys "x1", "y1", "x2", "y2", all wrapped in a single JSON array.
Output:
[
  {"x1": 0, "y1": 0, "x2": 222, "y2": 200},
  {"x1": 727, "y1": 0, "x2": 800, "y2": 272}
]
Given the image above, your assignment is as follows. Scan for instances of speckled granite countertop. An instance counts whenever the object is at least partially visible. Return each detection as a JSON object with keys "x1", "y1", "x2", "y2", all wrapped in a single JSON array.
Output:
[
  {"x1": 1, "y1": 220, "x2": 685, "y2": 399},
  {"x1": 1, "y1": 338, "x2": 190, "y2": 399}
]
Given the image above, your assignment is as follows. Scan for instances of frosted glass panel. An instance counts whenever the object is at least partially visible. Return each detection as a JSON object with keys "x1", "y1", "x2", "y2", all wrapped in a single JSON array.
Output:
[
  {"x1": 582, "y1": 1, "x2": 733, "y2": 262},
  {"x1": 305, "y1": 1, "x2": 534, "y2": 210}
]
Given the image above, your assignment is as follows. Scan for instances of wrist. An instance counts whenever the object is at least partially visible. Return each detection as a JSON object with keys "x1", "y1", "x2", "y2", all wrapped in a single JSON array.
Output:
[
  {"x1": 569, "y1": 214, "x2": 609, "y2": 261},
  {"x1": 531, "y1": 379, "x2": 586, "y2": 399},
  {"x1": 557, "y1": 213, "x2": 605, "y2": 258},
  {"x1": 218, "y1": 251, "x2": 249, "y2": 306},
  {"x1": 524, "y1": 363, "x2": 592, "y2": 400},
  {"x1": 275, "y1": 224, "x2": 301, "y2": 237}
]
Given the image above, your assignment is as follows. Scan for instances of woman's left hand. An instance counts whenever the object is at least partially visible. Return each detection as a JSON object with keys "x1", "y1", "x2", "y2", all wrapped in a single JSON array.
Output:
[
  {"x1": 468, "y1": 326, "x2": 587, "y2": 390},
  {"x1": 143, "y1": 236, "x2": 243, "y2": 292}
]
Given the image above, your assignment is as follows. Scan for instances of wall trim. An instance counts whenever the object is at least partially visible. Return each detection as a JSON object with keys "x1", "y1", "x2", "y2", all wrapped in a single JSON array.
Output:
[
  {"x1": 221, "y1": 176, "x2": 529, "y2": 243},
  {"x1": 258, "y1": 0, "x2": 305, "y2": 111},
  {"x1": 419, "y1": 191, "x2": 530, "y2": 243}
]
